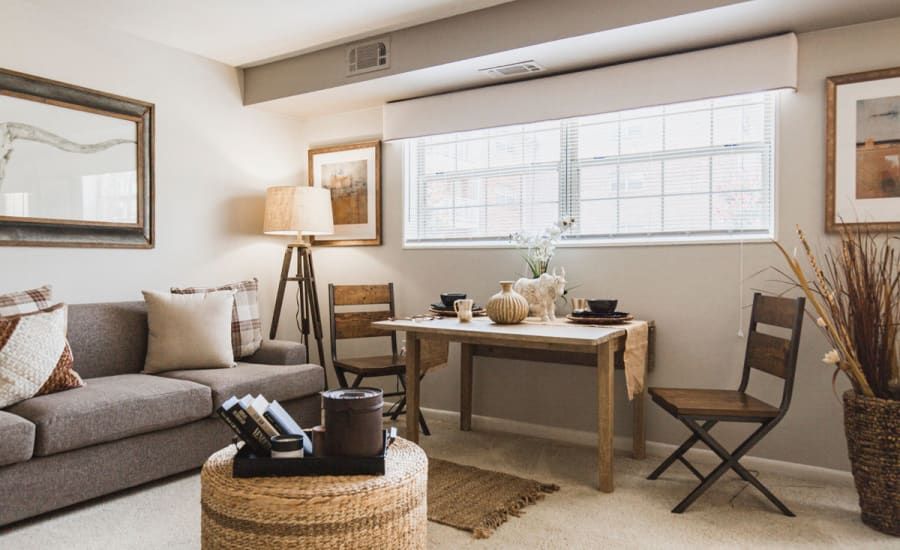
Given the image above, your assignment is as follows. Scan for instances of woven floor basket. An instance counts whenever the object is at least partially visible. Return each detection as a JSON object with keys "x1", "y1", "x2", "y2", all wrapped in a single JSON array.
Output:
[
  {"x1": 843, "y1": 391, "x2": 899, "y2": 536},
  {"x1": 201, "y1": 438, "x2": 428, "y2": 549}
]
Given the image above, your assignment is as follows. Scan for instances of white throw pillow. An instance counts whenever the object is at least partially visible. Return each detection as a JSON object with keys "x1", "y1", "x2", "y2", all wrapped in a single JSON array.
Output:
[
  {"x1": 142, "y1": 290, "x2": 236, "y2": 373},
  {"x1": 0, "y1": 304, "x2": 71, "y2": 408}
]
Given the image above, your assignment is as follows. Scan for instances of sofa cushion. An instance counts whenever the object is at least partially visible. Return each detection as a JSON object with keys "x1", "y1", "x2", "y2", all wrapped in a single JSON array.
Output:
[
  {"x1": 7, "y1": 374, "x2": 212, "y2": 456},
  {"x1": 158, "y1": 362, "x2": 324, "y2": 409},
  {"x1": 67, "y1": 302, "x2": 148, "y2": 379},
  {"x1": 0, "y1": 410, "x2": 35, "y2": 466}
]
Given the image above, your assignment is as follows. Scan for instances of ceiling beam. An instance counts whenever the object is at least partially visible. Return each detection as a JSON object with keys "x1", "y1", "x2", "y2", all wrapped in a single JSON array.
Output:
[{"x1": 241, "y1": 0, "x2": 745, "y2": 106}]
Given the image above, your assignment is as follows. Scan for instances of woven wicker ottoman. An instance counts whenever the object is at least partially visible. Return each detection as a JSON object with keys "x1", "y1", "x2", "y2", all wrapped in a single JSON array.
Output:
[{"x1": 201, "y1": 438, "x2": 428, "y2": 549}]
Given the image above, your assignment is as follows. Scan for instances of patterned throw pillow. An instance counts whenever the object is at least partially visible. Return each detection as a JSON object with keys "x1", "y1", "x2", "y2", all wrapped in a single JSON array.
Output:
[
  {"x1": 171, "y1": 278, "x2": 263, "y2": 359},
  {"x1": 0, "y1": 303, "x2": 84, "y2": 408},
  {"x1": 0, "y1": 285, "x2": 52, "y2": 317}
]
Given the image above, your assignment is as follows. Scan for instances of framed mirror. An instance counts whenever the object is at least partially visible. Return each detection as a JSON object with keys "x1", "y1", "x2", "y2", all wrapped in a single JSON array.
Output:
[{"x1": 0, "y1": 68, "x2": 154, "y2": 248}]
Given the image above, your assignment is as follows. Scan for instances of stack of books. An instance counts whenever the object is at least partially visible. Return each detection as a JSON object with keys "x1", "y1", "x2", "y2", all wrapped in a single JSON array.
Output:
[{"x1": 216, "y1": 394, "x2": 313, "y2": 456}]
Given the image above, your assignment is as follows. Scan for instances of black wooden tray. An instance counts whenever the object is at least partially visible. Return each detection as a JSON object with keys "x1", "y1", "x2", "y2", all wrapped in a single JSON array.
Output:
[{"x1": 232, "y1": 431, "x2": 387, "y2": 478}]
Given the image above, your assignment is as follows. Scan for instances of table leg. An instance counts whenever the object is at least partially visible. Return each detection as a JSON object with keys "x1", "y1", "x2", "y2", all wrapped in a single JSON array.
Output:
[
  {"x1": 405, "y1": 334, "x2": 421, "y2": 443},
  {"x1": 597, "y1": 340, "x2": 615, "y2": 492},
  {"x1": 632, "y1": 389, "x2": 646, "y2": 459},
  {"x1": 460, "y1": 343, "x2": 473, "y2": 431}
]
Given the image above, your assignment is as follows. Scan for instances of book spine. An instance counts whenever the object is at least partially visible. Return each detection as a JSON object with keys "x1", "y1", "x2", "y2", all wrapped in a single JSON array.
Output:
[
  {"x1": 263, "y1": 410, "x2": 289, "y2": 435},
  {"x1": 216, "y1": 405, "x2": 244, "y2": 439},
  {"x1": 248, "y1": 408, "x2": 279, "y2": 438},
  {"x1": 232, "y1": 407, "x2": 272, "y2": 454}
]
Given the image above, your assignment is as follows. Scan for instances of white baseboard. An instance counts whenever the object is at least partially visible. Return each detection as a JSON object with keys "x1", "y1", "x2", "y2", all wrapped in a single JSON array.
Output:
[{"x1": 412, "y1": 405, "x2": 853, "y2": 487}]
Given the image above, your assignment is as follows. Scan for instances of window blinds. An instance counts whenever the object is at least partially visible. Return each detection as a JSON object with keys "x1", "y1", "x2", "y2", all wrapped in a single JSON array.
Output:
[{"x1": 404, "y1": 91, "x2": 775, "y2": 246}]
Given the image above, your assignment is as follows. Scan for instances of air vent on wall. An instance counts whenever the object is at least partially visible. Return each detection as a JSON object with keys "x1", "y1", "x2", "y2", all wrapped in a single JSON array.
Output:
[
  {"x1": 346, "y1": 37, "x2": 391, "y2": 76},
  {"x1": 480, "y1": 60, "x2": 544, "y2": 79}
]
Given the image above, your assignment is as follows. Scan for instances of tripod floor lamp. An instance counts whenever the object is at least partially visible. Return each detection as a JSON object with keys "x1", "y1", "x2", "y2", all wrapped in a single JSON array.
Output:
[{"x1": 263, "y1": 185, "x2": 334, "y2": 365}]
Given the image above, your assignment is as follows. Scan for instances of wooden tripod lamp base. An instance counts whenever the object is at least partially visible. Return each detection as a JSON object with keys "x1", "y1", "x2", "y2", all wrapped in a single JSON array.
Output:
[
  {"x1": 263, "y1": 184, "x2": 334, "y2": 367},
  {"x1": 270, "y1": 241, "x2": 326, "y2": 365}
]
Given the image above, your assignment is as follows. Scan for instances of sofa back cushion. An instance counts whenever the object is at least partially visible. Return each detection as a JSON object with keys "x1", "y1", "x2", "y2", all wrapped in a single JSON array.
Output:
[{"x1": 67, "y1": 302, "x2": 148, "y2": 378}]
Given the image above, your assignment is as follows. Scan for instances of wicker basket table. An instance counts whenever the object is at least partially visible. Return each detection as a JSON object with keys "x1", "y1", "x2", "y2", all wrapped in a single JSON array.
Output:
[{"x1": 201, "y1": 438, "x2": 427, "y2": 549}]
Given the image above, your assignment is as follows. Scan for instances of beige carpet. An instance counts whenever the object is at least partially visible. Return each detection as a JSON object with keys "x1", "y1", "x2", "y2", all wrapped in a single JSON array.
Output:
[
  {"x1": 0, "y1": 416, "x2": 894, "y2": 549},
  {"x1": 428, "y1": 457, "x2": 559, "y2": 538}
]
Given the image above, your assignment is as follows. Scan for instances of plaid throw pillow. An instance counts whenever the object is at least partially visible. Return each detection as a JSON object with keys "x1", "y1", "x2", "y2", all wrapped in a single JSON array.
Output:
[
  {"x1": 0, "y1": 303, "x2": 84, "y2": 408},
  {"x1": 0, "y1": 285, "x2": 52, "y2": 317},
  {"x1": 171, "y1": 278, "x2": 262, "y2": 359}
]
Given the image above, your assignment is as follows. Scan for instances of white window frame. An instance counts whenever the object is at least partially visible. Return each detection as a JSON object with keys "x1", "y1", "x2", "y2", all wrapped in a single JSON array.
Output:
[{"x1": 403, "y1": 92, "x2": 779, "y2": 249}]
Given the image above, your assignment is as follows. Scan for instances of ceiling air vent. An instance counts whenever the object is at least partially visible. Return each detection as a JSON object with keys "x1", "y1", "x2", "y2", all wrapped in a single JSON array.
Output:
[
  {"x1": 346, "y1": 38, "x2": 390, "y2": 76},
  {"x1": 480, "y1": 60, "x2": 544, "y2": 79}
]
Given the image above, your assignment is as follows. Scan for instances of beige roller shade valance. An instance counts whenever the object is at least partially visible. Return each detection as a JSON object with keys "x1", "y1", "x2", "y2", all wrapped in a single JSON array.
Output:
[{"x1": 383, "y1": 33, "x2": 797, "y2": 141}]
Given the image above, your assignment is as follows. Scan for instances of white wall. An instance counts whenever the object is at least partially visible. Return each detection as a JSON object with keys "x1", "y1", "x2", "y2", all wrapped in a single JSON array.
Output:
[
  {"x1": 299, "y1": 17, "x2": 900, "y2": 471},
  {"x1": 2, "y1": 0, "x2": 896, "y2": 471},
  {"x1": 0, "y1": 1, "x2": 305, "y2": 323}
]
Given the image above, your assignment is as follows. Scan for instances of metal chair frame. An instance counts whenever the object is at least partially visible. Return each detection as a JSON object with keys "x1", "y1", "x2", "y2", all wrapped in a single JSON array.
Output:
[{"x1": 647, "y1": 293, "x2": 805, "y2": 516}]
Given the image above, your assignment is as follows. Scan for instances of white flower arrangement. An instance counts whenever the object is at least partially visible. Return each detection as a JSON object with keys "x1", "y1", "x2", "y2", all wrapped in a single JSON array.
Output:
[
  {"x1": 822, "y1": 349, "x2": 841, "y2": 365},
  {"x1": 510, "y1": 217, "x2": 575, "y2": 278}
]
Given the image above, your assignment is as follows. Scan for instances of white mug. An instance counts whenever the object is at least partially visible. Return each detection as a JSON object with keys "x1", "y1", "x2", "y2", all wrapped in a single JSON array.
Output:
[{"x1": 454, "y1": 299, "x2": 474, "y2": 322}]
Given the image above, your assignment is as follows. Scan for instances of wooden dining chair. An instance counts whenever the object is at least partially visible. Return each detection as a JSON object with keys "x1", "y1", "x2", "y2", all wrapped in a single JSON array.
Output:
[
  {"x1": 327, "y1": 283, "x2": 430, "y2": 435},
  {"x1": 647, "y1": 292, "x2": 805, "y2": 515}
]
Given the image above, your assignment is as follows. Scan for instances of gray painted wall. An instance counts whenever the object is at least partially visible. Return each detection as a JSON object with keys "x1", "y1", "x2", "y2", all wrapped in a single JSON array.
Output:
[{"x1": 292, "y1": 17, "x2": 900, "y2": 471}]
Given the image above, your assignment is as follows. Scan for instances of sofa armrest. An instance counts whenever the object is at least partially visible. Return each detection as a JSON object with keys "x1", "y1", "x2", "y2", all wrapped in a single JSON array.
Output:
[{"x1": 243, "y1": 340, "x2": 308, "y2": 365}]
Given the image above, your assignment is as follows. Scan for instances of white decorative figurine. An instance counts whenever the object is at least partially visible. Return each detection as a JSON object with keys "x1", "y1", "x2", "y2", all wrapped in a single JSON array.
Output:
[{"x1": 513, "y1": 267, "x2": 566, "y2": 322}]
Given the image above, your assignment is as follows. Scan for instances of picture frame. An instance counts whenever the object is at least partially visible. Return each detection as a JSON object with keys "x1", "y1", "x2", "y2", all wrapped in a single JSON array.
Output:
[
  {"x1": 826, "y1": 67, "x2": 900, "y2": 233},
  {"x1": 0, "y1": 68, "x2": 154, "y2": 248},
  {"x1": 307, "y1": 140, "x2": 381, "y2": 246}
]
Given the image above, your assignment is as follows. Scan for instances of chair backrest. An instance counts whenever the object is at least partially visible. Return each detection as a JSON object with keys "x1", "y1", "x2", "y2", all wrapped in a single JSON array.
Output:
[
  {"x1": 739, "y1": 293, "x2": 805, "y2": 412},
  {"x1": 328, "y1": 284, "x2": 396, "y2": 361}
]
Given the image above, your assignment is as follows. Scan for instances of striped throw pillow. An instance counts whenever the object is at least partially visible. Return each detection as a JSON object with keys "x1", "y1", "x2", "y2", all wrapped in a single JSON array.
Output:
[
  {"x1": 171, "y1": 278, "x2": 263, "y2": 359},
  {"x1": 0, "y1": 285, "x2": 52, "y2": 317}
]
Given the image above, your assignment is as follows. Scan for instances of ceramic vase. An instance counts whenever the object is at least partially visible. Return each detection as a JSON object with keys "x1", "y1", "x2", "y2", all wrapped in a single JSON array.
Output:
[{"x1": 486, "y1": 281, "x2": 529, "y2": 324}]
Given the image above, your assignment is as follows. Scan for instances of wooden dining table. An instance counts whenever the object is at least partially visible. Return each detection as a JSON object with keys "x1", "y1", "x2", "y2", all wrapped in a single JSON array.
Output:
[{"x1": 372, "y1": 316, "x2": 649, "y2": 493}]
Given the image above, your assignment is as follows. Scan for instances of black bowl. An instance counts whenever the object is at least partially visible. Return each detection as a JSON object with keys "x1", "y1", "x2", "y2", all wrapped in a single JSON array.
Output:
[
  {"x1": 440, "y1": 293, "x2": 467, "y2": 307},
  {"x1": 587, "y1": 299, "x2": 618, "y2": 314}
]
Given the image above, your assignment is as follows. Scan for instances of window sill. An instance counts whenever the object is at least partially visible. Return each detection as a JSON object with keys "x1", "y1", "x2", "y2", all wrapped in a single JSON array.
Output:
[{"x1": 402, "y1": 232, "x2": 775, "y2": 250}]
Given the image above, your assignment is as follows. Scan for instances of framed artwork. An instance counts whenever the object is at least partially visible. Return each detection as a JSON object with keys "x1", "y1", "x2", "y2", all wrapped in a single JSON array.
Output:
[
  {"x1": 308, "y1": 140, "x2": 381, "y2": 246},
  {"x1": 0, "y1": 68, "x2": 154, "y2": 248},
  {"x1": 826, "y1": 67, "x2": 900, "y2": 232}
]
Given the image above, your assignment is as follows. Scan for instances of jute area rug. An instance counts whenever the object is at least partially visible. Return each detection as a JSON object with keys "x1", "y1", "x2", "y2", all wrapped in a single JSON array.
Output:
[{"x1": 427, "y1": 458, "x2": 560, "y2": 539}]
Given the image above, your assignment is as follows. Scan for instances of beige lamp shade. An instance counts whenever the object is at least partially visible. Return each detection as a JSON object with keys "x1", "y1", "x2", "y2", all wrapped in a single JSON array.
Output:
[{"x1": 263, "y1": 186, "x2": 334, "y2": 236}]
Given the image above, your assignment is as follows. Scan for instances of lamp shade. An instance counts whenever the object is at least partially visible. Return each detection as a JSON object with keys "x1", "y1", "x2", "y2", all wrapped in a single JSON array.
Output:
[{"x1": 263, "y1": 186, "x2": 334, "y2": 236}]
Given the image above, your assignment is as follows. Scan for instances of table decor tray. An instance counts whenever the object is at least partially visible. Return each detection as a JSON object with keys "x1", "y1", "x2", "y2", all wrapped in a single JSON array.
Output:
[
  {"x1": 233, "y1": 430, "x2": 387, "y2": 477},
  {"x1": 566, "y1": 313, "x2": 634, "y2": 325}
]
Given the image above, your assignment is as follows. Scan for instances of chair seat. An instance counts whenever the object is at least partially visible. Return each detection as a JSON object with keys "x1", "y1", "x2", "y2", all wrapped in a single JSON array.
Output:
[
  {"x1": 334, "y1": 355, "x2": 404, "y2": 376},
  {"x1": 649, "y1": 388, "x2": 779, "y2": 419}
]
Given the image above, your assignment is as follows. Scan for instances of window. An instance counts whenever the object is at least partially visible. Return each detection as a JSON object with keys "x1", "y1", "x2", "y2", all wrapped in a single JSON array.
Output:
[{"x1": 403, "y1": 91, "x2": 776, "y2": 246}]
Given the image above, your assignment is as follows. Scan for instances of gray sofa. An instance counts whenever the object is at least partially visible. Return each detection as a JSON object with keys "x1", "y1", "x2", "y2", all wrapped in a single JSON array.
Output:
[{"x1": 0, "y1": 302, "x2": 325, "y2": 526}]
